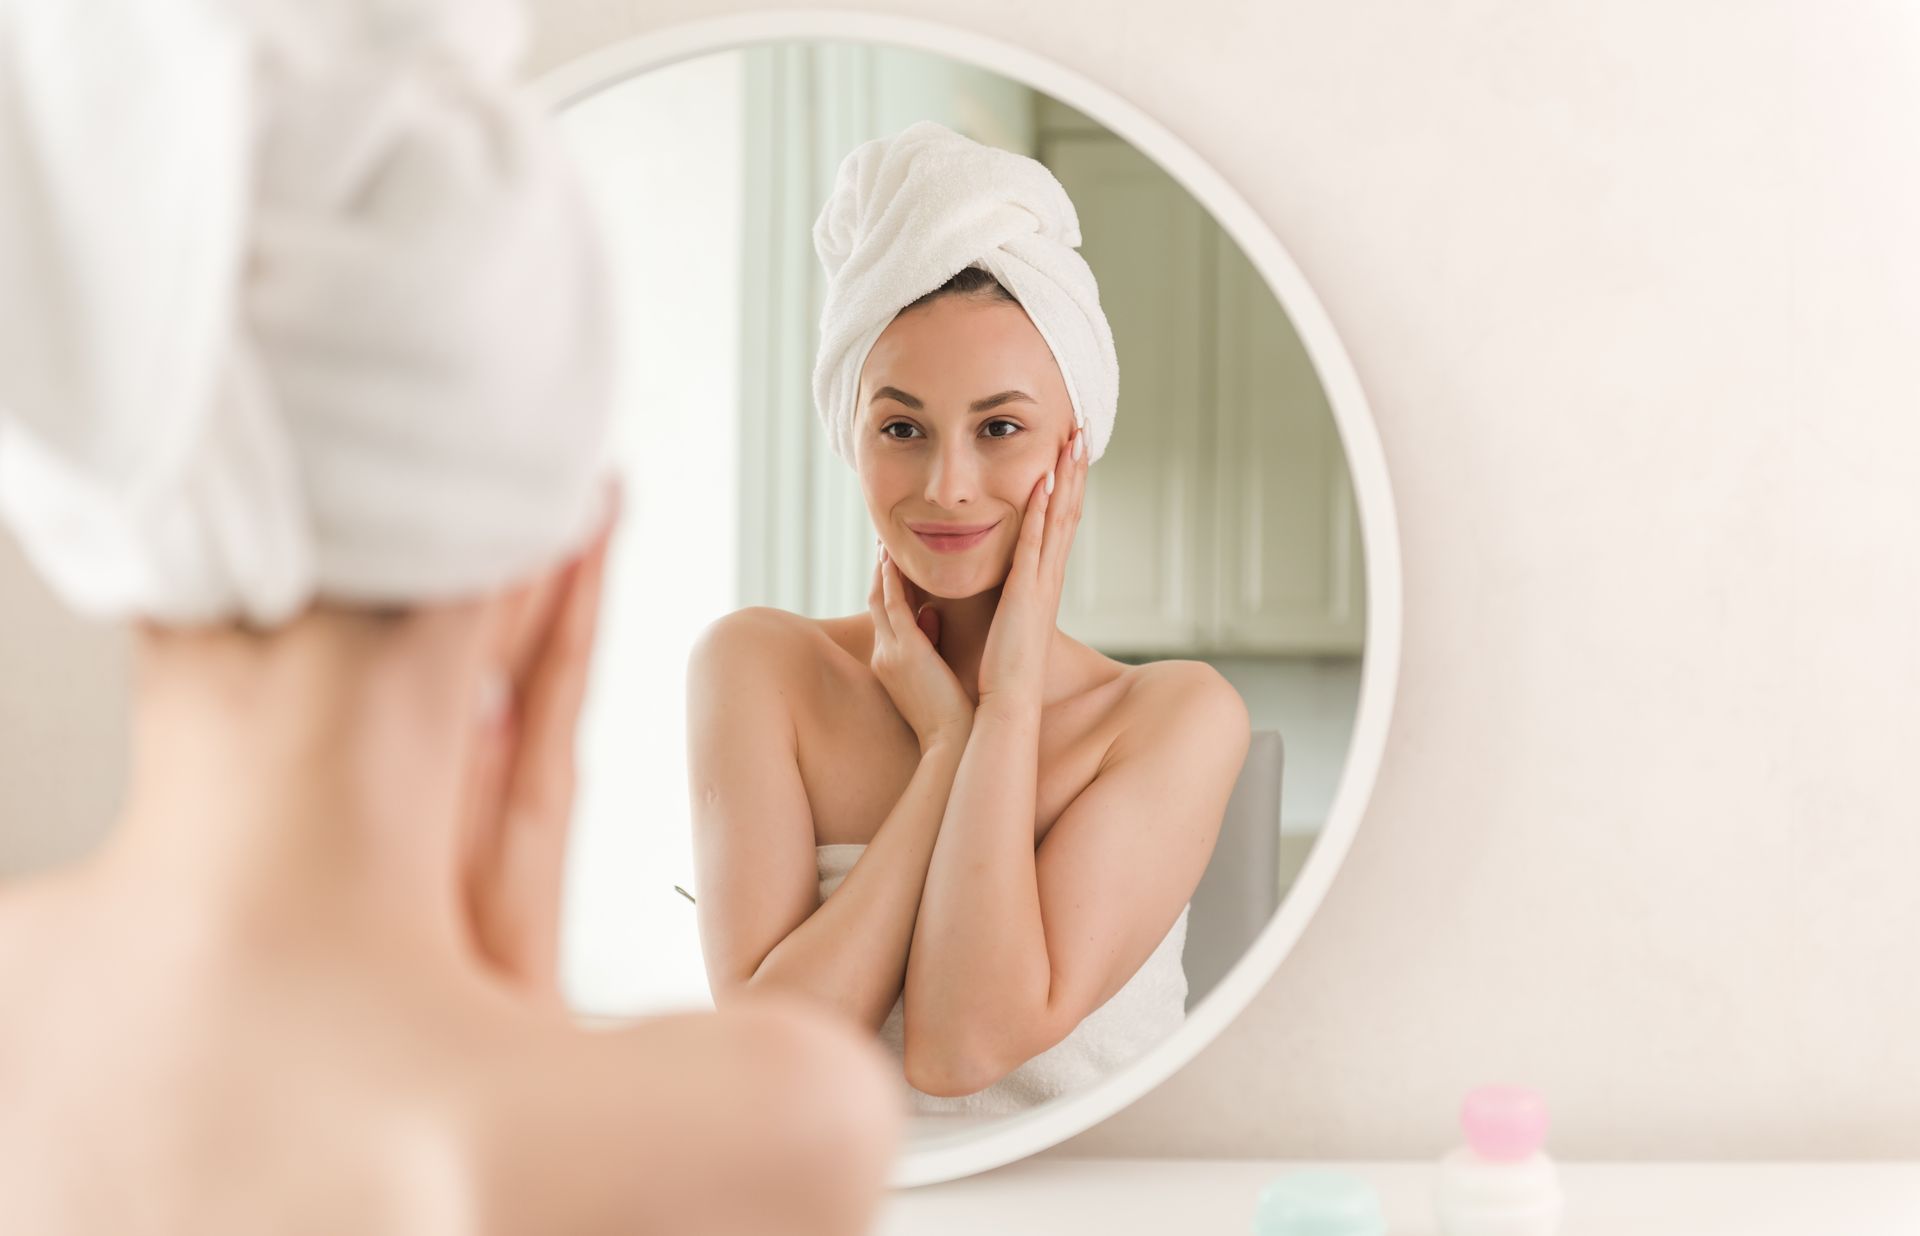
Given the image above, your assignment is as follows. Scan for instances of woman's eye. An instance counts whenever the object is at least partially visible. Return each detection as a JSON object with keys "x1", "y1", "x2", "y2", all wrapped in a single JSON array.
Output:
[{"x1": 881, "y1": 420, "x2": 1020, "y2": 440}]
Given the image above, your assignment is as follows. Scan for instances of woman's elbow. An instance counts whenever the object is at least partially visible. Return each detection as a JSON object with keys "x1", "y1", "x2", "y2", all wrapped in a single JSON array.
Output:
[
  {"x1": 901, "y1": 1029, "x2": 1016, "y2": 1098},
  {"x1": 903, "y1": 1046, "x2": 1005, "y2": 1099},
  {"x1": 705, "y1": 958, "x2": 768, "y2": 1010}
]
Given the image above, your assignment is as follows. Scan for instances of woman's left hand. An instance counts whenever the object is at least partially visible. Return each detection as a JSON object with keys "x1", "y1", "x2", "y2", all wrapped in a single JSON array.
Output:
[{"x1": 977, "y1": 425, "x2": 1088, "y2": 708}]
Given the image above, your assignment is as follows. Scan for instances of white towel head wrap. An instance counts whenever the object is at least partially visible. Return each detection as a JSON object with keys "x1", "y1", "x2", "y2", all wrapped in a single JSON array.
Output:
[
  {"x1": 811, "y1": 120, "x2": 1118, "y2": 469},
  {"x1": 0, "y1": 0, "x2": 613, "y2": 628}
]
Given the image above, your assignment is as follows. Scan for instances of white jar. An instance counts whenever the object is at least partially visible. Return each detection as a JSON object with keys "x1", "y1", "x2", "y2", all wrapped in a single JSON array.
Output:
[{"x1": 1434, "y1": 1144, "x2": 1563, "y2": 1236}]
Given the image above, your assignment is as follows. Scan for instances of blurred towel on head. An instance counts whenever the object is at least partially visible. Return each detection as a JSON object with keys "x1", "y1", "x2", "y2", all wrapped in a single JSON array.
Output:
[
  {"x1": 0, "y1": 0, "x2": 613, "y2": 627},
  {"x1": 810, "y1": 120, "x2": 1118, "y2": 469}
]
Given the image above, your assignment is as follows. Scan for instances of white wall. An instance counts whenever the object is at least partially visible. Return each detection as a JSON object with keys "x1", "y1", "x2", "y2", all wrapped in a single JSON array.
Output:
[
  {"x1": 522, "y1": 0, "x2": 1920, "y2": 1159},
  {"x1": 3, "y1": 0, "x2": 1914, "y2": 1161}
]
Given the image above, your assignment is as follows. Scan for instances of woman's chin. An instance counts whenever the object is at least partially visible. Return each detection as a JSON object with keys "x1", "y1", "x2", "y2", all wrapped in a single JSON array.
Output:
[{"x1": 905, "y1": 557, "x2": 1007, "y2": 601}]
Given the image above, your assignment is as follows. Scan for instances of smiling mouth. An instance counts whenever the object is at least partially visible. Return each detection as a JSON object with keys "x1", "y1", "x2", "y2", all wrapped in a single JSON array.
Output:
[{"x1": 910, "y1": 522, "x2": 999, "y2": 554}]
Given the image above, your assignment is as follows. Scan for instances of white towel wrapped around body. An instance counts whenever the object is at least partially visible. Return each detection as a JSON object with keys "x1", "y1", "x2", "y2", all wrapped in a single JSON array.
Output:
[
  {"x1": 0, "y1": 0, "x2": 612, "y2": 627},
  {"x1": 810, "y1": 120, "x2": 1118, "y2": 469}
]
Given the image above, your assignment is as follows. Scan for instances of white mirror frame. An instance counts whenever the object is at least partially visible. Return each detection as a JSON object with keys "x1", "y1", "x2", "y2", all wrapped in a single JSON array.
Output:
[{"x1": 534, "y1": 8, "x2": 1403, "y2": 1189}]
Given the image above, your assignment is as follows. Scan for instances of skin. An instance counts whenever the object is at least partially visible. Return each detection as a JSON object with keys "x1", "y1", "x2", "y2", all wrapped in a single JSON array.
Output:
[
  {"x1": 0, "y1": 488, "x2": 902, "y2": 1236},
  {"x1": 688, "y1": 293, "x2": 1253, "y2": 1097}
]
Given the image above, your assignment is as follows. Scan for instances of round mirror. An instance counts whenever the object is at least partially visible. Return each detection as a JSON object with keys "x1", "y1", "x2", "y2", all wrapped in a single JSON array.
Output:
[{"x1": 536, "y1": 12, "x2": 1400, "y2": 1187}]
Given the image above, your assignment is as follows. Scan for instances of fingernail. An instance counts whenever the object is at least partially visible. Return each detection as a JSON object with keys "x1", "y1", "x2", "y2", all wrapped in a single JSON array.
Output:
[
  {"x1": 1076, "y1": 432, "x2": 1086, "y2": 461},
  {"x1": 1045, "y1": 469, "x2": 1055, "y2": 494}
]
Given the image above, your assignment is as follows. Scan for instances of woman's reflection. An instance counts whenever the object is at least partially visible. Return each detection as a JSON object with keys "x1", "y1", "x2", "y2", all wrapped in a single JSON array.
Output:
[{"x1": 687, "y1": 123, "x2": 1251, "y2": 1115}]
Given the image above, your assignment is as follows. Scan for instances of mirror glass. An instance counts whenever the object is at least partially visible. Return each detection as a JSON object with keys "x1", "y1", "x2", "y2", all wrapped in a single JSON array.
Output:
[{"x1": 552, "y1": 39, "x2": 1367, "y2": 1138}]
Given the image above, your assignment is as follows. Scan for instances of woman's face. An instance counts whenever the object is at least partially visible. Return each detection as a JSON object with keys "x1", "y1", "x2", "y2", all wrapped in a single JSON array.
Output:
[{"x1": 853, "y1": 294, "x2": 1075, "y2": 600}]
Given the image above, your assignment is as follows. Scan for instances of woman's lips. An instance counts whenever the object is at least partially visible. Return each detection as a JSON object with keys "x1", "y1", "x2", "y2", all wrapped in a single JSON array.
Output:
[{"x1": 910, "y1": 522, "x2": 998, "y2": 554}]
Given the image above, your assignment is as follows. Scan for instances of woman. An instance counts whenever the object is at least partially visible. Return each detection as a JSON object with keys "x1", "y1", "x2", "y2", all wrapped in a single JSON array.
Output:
[
  {"x1": 688, "y1": 123, "x2": 1252, "y2": 1114},
  {"x1": 0, "y1": 2, "x2": 899, "y2": 1230}
]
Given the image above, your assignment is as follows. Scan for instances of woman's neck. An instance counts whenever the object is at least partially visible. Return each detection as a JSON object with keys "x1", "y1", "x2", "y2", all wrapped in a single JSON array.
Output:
[
  {"x1": 913, "y1": 585, "x2": 1079, "y2": 706},
  {"x1": 923, "y1": 586, "x2": 996, "y2": 704},
  {"x1": 90, "y1": 613, "x2": 480, "y2": 962}
]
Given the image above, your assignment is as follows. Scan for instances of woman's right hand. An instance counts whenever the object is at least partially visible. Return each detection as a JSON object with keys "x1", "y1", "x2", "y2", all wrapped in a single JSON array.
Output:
[{"x1": 869, "y1": 543, "x2": 975, "y2": 752}]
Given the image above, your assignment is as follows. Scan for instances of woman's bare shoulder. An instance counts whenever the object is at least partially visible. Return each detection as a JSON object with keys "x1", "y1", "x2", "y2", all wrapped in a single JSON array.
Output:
[
  {"x1": 687, "y1": 607, "x2": 870, "y2": 681},
  {"x1": 688, "y1": 605, "x2": 807, "y2": 659},
  {"x1": 1114, "y1": 658, "x2": 1251, "y2": 747}
]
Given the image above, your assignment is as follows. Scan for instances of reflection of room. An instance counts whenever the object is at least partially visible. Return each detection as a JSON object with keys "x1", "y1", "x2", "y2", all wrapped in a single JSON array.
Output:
[
  {"x1": 556, "y1": 43, "x2": 1364, "y2": 1019},
  {"x1": 1027, "y1": 91, "x2": 1365, "y2": 881}
]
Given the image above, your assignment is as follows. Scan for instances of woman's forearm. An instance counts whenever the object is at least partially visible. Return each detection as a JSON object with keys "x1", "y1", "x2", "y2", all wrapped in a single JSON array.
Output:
[
  {"x1": 902, "y1": 693, "x2": 1052, "y2": 1089},
  {"x1": 742, "y1": 734, "x2": 968, "y2": 1032}
]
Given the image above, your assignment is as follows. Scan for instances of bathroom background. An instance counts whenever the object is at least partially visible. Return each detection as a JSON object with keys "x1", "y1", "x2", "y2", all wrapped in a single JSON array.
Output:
[{"x1": 2, "y1": 0, "x2": 1914, "y2": 1158}]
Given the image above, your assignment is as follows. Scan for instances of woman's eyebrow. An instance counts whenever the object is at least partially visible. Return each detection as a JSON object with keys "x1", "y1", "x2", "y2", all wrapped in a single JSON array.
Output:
[{"x1": 870, "y1": 386, "x2": 1036, "y2": 412}]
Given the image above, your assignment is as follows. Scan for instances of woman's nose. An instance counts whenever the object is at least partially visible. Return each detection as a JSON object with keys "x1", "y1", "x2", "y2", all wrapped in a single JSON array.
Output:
[{"x1": 923, "y1": 440, "x2": 980, "y2": 509}]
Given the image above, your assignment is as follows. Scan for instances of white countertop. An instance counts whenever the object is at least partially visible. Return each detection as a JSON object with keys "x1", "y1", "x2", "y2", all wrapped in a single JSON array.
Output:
[{"x1": 874, "y1": 1158, "x2": 1920, "y2": 1235}]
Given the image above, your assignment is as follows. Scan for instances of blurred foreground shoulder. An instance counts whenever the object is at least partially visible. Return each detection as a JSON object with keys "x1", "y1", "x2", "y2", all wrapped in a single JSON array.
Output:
[{"x1": 480, "y1": 999, "x2": 903, "y2": 1236}]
